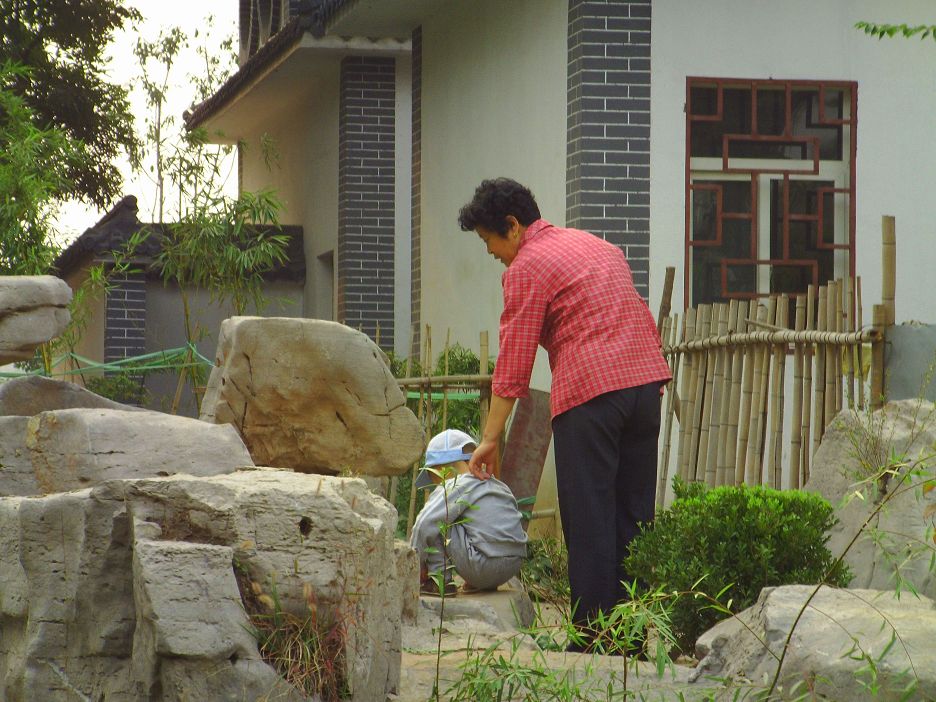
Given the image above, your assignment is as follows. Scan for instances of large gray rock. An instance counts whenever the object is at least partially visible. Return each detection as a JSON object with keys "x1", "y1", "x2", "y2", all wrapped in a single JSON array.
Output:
[
  {"x1": 693, "y1": 585, "x2": 936, "y2": 700},
  {"x1": 0, "y1": 375, "x2": 142, "y2": 416},
  {"x1": 0, "y1": 469, "x2": 414, "y2": 702},
  {"x1": 0, "y1": 276, "x2": 71, "y2": 364},
  {"x1": 18, "y1": 408, "x2": 254, "y2": 495},
  {"x1": 804, "y1": 400, "x2": 936, "y2": 600},
  {"x1": 200, "y1": 317, "x2": 424, "y2": 476},
  {"x1": 0, "y1": 416, "x2": 34, "y2": 495}
]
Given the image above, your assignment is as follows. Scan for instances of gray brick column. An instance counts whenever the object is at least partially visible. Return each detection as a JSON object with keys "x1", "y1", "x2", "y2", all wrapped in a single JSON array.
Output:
[
  {"x1": 104, "y1": 271, "x2": 146, "y2": 362},
  {"x1": 410, "y1": 27, "x2": 422, "y2": 360},
  {"x1": 566, "y1": 0, "x2": 651, "y2": 299},
  {"x1": 338, "y1": 55, "x2": 396, "y2": 348}
]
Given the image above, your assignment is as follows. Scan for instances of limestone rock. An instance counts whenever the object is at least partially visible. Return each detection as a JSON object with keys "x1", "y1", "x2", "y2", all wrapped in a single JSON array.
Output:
[
  {"x1": 0, "y1": 416, "x2": 34, "y2": 496},
  {"x1": 693, "y1": 585, "x2": 936, "y2": 700},
  {"x1": 24, "y1": 408, "x2": 254, "y2": 495},
  {"x1": 804, "y1": 400, "x2": 936, "y2": 599},
  {"x1": 0, "y1": 375, "x2": 142, "y2": 417},
  {"x1": 199, "y1": 316, "x2": 424, "y2": 476},
  {"x1": 0, "y1": 470, "x2": 410, "y2": 701},
  {"x1": 0, "y1": 276, "x2": 71, "y2": 364}
]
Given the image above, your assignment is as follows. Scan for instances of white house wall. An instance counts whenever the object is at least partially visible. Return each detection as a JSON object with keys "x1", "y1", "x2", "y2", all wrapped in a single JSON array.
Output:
[
  {"x1": 650, "y1": 0, "x2": 936, "y2": 325},
  {"x1": 239, "y1": 57, "x2": 342, "y2": 321},
  {"x1": 419, "y1": 0, "x2": 568, "y2": 387}
]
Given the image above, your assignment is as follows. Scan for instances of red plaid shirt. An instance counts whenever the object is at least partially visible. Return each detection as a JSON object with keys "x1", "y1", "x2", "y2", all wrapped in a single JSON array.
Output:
[{"x1": 492, "y1": 219, "x2": 672, "y2": 418}]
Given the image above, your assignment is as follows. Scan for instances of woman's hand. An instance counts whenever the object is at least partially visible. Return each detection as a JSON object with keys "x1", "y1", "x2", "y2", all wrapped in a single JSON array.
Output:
[{"x1": 468, "y1": 440, "x2": 498, "y2": 480}]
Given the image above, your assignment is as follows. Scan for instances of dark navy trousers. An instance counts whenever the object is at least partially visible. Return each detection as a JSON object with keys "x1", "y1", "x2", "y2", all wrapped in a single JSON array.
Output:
[{"x1": 552, "y1": 382, "x2": 662, "y2": 627}]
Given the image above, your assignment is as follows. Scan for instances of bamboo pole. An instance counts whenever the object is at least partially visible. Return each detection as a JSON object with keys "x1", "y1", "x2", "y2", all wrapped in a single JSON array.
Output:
[
  {"x1": 744, "y1": 301, "x2": 770, "y2": 486},
  {"x1": 856, "y1": 276, "x2": 865, "y2": 409},
  {"x1": 767, "y1": 295, "x2": 788, "y2": 489},
  {"x1": 661, "y1": 327, "x2": 877, "y2": 353},
  {"x1": 441, "y1": 328, "x2": 451, "y2": 429},
  {"x1": 727, "y1": 300, "x2": 748, "y2": 485},
  {"x1": 703, "y1": 304, "x2": 727, "y2": 486},
  {"x1": 871, "y1": 304, "x2": 887, "y2": 410},
  {"x1": 845, "y1": 276, "x2": 855, "y2": 409},
  {"x1": 406, "y1": 327, "x2": 431, "y2": 539},
  {"x1": 694, "y1": 305, "x2": 715, "y2": 482},
  {"x1": 736, "y1": 302, "x2": 758, "y2": 485},
  {"x1": 479, "y1": 330, "x2": 490, "y2": 436},
  {"x1": 802, "y1": 285, "x2": 816, "y2": 484},
  {"x1": 834, "y1": 279, "x2": 844, "y2": 417},
  {"x1": 824, "y1": 281, "x2": 837, "y2": 428},
  {"x1": 715, "y1": 299, "x2": 738, "y2": 486},
  {"x1": 657, "y1": 266, "x2": 676, "y2": 336},
  {"x1": 677, "y1": 308, "x2": 697, "y2": 481},
  {"x1": 882, "y1": 216, "x2": 896, "y2": 326},
  {"x1": 688, "y1": 305, "x2": 711, "y2": 482},
  {"x1": 790, "y1": 294, "x2": 806, "y2": 489},
  {"x1": 658, "y1": 314, "x2": 681, "y2": 508},
  {"x1": 813, "y1": 286, "x2": 828, "y2": 453}
]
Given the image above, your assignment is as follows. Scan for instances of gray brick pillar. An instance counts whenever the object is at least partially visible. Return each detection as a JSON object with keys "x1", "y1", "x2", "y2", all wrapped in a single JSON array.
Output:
[
  {"x1": 410, "y1": 27, "x2": 422, "y2": 361},
  {"x1": 338, "y1": 55, "x2": 396, "y2": 348},
  {"x1": 566, "y1": 0, "x2": 651, "y2": 299},
  {"x1": 104, "y1": 271, "x2": 146, "y2": 362}
]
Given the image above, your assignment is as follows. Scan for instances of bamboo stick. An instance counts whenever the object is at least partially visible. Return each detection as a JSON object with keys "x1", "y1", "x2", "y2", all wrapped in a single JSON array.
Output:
[
  {"x1": 689, "y1": 305, "x2": 712, "y2": 482},
  {"x1": 736, "y1": 302, "x2": 757, "y2": 485},
  {"x1": 658, "y1": 314, "x2": 681, "y2": 508},
  {"x1": 845, "y1": 276, "x2": 855, "y2": 409},
  {"x1": 716, "y1": 299, "x2": 738, "y2": 486},
  {"x1": 871, "y1": 304, "x2": 887, "y2": 410},
  {"x1": 703, "y1": 304, "x2": 727, "y2": 486},
  {"x1": 824, "y1": 281, "x2": 837, "y2": 428},
  {"x1": 813, "y1": 286, "x2": 828, "y2": 452},
  {"x1": 744, "y1": 301, "x2": 770, "y2": 486},
  {"x1": 406, "y1": 327, "x2": 431, "y2": 539},
  {"x1": 479, "y1": 330, "x2": 490, "y2": 436},
  {"x1": 856, "y1": 276, "x2": 865, "y2": 409},
  {"x1": 677, "y1": 308, "x2": 697, "y2": 481},
  {"x1": 767, "y1": 295, "x2": 788, "y2": 489},
  {"x1": 882, "y1": 216, "x2": 896, "y2": 326},
  {"x1": 657, "y1": 266, "x2": 676, "y2": 336},
  {"x1": 442, "y1": 328, "x2": 451, "y2": 429},
  {"x1": 802, "y1": 285, "x2": 816, "y2": 484},
  {"x1": 834, "y1": 280, "x2": 844, "y2": 416},
  {"x1": 727, "y1": 300, "x2": 748, "y2": 485},
  {"x1": 790, "y1": 294, "x2": 806, "y2": 489}
]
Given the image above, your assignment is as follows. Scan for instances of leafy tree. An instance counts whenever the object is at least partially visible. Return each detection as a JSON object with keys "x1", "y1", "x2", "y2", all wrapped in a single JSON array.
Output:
[
  {"x1": 0, "y1": 0, "x2": 140, "y2": 208},
  {"x1": 0, "y1": 62, "x2": 84, "y2": 275},
  {"x1": 856, "y1": 22, "x2": 936, "y2": 41}
]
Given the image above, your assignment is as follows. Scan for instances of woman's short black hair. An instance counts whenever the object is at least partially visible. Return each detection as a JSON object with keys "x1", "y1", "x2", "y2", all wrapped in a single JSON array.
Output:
[{"x1": 457, "y1": 178, "x2": 541, "y2": 236}]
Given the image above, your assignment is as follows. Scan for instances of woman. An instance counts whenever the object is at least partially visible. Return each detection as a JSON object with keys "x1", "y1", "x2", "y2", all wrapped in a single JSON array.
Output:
[{"x1": 459, "y1": 178, "x2": 671, "y2": 649}]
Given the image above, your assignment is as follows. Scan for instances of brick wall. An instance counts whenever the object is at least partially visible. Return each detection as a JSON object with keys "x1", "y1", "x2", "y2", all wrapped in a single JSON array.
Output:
[
  {"x1": 338, "y1": 56, "x2": 396, "y2": 347},
  {"x1": 566, "y1": 0, "x2": 651, "y2": 299},
  {"x1": 410, "y1": 27, "x2": 422, "y2": 360},
  {"x1": 104, "y1": 272, "x2": 146, "y2": 362}
]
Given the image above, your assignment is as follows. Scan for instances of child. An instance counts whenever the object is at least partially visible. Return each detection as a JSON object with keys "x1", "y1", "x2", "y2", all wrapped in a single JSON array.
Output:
[{"x1": 410, "y1": 429, "x2": 528, "y2": 596}]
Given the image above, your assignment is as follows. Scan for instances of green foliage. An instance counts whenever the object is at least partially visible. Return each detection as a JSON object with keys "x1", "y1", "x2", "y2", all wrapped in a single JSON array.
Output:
[
  {"x1": 85, "y1": 371, "x2": 149, "y2": 406},
  {"x1": 520, "y1": 538, "x2": 571, "y2": 607},
  {"x1": 0, "y1": 0, "x2": 140, "y2": 207},
  {"x1": 856, "y1": 21, "x2": 936, "y2": 41},
  {"x1": 623, "y1": 478, "x2": 852, "y2": 652},
  {"x1": 0, "y1": 62, "x2": 85, "y2": 275}
]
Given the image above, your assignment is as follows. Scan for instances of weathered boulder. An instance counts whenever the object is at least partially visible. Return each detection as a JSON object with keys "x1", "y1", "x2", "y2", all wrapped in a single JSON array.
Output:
[
  {"x1": 0, "y1": 276, "x2": 71, "y2": 364},
  {"x1": 0, "y1": 416, "x2": 34, "y2": 495},
  {"x1": 17, "y1": 408, "x2": 254, "y2": 495},
  {"x1": 0, "y1": 469, "x2": 415, "y2": 702},
  {"x1": 200, "y1": 317, "x2": 424, "y2": 476},
  {"x1": 0, "y1": 375, "x2": 142, "y2": 416},
  {"x1": 804, "y1": 400, "x2": 936, "y2": 600},
  {"x1": 693, "y1": 585, "x2": 936, "y2": 700}
]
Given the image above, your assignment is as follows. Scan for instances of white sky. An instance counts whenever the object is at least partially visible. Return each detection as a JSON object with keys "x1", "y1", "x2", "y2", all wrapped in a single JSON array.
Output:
[{"x1": 55, "y1": 0, "x2": 238, "y2": 243}]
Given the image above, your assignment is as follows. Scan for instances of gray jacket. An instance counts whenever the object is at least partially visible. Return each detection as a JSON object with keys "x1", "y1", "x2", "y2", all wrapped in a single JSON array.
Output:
[{"x1": 410, "y1": 474, "x2": 528, "y2": 559}]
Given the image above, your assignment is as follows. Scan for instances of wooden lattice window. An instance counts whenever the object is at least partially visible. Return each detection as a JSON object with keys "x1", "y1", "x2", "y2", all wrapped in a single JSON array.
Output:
[{"x1": 685, "y1": 78, "x2": 857, "y2": 307}]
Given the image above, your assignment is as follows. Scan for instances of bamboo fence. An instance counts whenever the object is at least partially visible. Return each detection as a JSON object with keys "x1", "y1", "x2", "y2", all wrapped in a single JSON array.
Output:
[{"x1": 657, "y1": 277, "x2": 886, "y2": 501}]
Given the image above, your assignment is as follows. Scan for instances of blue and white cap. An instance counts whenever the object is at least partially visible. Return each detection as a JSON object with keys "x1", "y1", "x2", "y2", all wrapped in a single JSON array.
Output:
[{"x1": 415, "y1": 429, "x2": 477, "y2": 489}]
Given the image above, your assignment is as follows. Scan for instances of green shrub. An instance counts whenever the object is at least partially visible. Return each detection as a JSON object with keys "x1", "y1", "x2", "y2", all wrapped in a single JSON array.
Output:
[
  {"x1": 623, "y1": 478, "x2": 852, "y2": 652},
  {"x1": 85, "y1": 371, "x2": 149, "y2": 406}
]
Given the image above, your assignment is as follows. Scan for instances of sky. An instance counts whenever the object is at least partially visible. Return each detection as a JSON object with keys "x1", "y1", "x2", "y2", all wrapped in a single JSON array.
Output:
[{"x1": 55, "y1": 0, "x2": 238, "y2": 243}]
